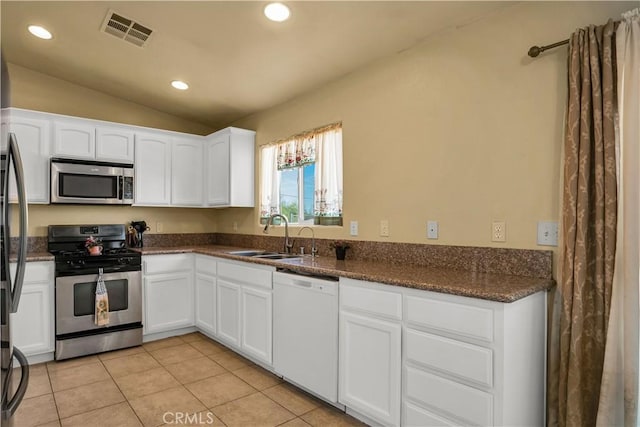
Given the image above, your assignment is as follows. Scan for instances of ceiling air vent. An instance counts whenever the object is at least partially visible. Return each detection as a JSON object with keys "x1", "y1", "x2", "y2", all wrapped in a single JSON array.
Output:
[{"x1": 101, "y1": 10, "x2": 153, "y2": 48}]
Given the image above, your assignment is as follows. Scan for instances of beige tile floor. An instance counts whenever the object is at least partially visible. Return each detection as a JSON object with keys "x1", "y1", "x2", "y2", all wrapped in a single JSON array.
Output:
[{"x1": 14, "y1": 332, "x2": 366, "y2": 427}]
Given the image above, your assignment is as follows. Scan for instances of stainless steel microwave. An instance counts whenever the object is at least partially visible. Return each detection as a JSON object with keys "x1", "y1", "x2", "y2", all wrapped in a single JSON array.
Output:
[{"x1": 50, "y1": 158, "x2": 134, "y2": 205}]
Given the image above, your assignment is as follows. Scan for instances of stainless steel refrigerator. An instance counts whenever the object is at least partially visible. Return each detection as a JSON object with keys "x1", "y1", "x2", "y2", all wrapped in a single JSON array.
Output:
[{"x1": 1, "y1": 52, "x2": 30, "y2": 427}]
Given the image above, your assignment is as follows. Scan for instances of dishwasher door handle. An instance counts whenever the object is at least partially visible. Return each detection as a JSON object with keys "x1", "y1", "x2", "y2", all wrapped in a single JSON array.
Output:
[{"x1": 291, "y1": 279, "x2": 313, "y2": 288}]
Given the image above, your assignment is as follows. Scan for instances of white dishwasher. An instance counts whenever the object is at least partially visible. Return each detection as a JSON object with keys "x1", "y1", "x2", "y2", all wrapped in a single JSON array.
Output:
[{"x1": 273, "y1": 270, "x2": 339, "y2": 404}]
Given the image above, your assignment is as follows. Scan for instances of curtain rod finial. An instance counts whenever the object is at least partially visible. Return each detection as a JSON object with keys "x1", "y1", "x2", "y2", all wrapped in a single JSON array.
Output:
[{"x1": 528, "y1": 46, "x2": 543, "y2": 57}]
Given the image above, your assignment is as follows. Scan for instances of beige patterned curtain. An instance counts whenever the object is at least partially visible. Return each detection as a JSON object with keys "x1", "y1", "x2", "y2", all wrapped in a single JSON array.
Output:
[{"x1": 549, "y1": 20, "x2": 618, "y2": 427}]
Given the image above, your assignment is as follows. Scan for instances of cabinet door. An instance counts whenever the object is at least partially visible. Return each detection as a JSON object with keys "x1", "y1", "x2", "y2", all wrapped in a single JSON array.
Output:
[
  {"x1": 172, "y1": 137, "x2": 204, "y2": 206},
  {"x1": 53, "y1": 120, "x2": 95, "y2": 159},
  {"x1": 134, "y1": 133, "x2": 171, "y2": 205},
  {"x1": 7, "y1": 116, "x2": 50, "y2": 203},
  {"x1": 339, "y1": 311, "x2": 401, "y2": 427},
  {"x1": 241, "y1": 286, "x2": 272, "y2": 365},
  {"x1": 96, "y1": 126, "x2": 134, "y2": 162},
  {"x1": 144, "y1": 272, "x2": 194, "y2": 334},
  {"x1": 216, "y1": 279, "x2": 241, "y2": 347},
  {"x1": 195, "y1": 273, "x2": 216, "y2": 336},
  {"x1": 9, "y1": 262, "x2": 54, "y2": 356},
  {"x1": 11, "y1": 283, "x2": 53, "y2": 355},
  {"x1": 205, "y1": 135, "x2": 230, "y2": 206}
]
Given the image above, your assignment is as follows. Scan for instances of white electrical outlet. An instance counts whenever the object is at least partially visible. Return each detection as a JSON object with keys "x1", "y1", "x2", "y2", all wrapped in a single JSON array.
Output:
[
  {"x1": 537, "y1": 221, "x2": 558, "y2": 246},
  {"x1": 492, "y1": 221, "x2": 506, "y2": 242},
  {"x1": 427, "y1": 221, "x2": 438, "y2": 239},
  {"x1": 156, "y1": 222, "x2": 163, "y2": 233},
  {"x1": 380, "y1": 220, "x2": 389, "y2": 237},
  {"x1": 350, "y1": 221, "x2": 359, "y2": 236},
  {"x1": 232, "y1": 222, "x2": 238, "y2": 232}
]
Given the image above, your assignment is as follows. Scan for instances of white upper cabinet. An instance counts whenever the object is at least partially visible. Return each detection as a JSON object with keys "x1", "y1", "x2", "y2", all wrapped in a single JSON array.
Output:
[
  {"x1": 96, "y1": 126, "x2": 135, "y2": 162},
  {"x1": 53, "y1": 120, "x2": 96, "y2": 159},
  {"x1": 171, "y1": 136, "x2": 204, "y2": 206},
  {"x1": 134, "y1": 132, "x2": 171, "y2": 206},
  {"x1": 54, "y1": 120, "x2": 136, "y2": 163},
  {"x1": 3, "y1": 110, "x2": 51, "y2": 203},
  {"x1": 206, "y1": 134, "x2": 230, "y2": 206},
  {"x1": 205, "y1": 127, "x2": 255, "y2": 207}
]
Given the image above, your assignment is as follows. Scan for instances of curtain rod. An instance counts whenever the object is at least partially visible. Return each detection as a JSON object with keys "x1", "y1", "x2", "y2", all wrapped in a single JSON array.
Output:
[
  {"x1": 528, "y1": 19, "x2": 621, "y2": 58},
  {"x1": 528, "y1": 39, "x2": 569, "y2": 57}
]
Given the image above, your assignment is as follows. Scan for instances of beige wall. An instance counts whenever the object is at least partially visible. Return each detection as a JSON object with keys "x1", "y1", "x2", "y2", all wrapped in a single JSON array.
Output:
[
  {"x1": 24, "y1": 205, "x2": 217, "y2": 237},
  {"x1": 7, "y1": 63, "x2": 219, "y2": 236},
  {"x1": 218, "y1": 1, "x2": 633, "y2": 252},
  {"x1": 7, "y1": 63, "x2": 214, "y2": 135}
]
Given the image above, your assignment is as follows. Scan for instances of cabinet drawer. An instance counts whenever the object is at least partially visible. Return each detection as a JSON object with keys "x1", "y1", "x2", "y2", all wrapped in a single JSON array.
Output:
[
  {"x1": 10, "y1": 262, "x2": 53, "y2": 282},
  {"x1": 218, "y1": 261, "x2": 272, "y2": 289},
  {"x1": 406, "y1": 295, "x2": 494, "y2": 342},
  {"x1": 406, "y1": 366, "x2": 493, "y2": 426},
  {"x1": 403, "y1": 402, "x2": 457, "y2": 427},
  {"x1": 144, "y1": 254, "x2": 193, "y2": 274},
  {"x1": 406, "y1": 328, "x2": 493, "y2": 388},
  {"x1": 195, "y1": 255, "x2": 217, "y2": 275},
  {"x1": 340, "y1": 279, "x2": 402, "y2": 320}
]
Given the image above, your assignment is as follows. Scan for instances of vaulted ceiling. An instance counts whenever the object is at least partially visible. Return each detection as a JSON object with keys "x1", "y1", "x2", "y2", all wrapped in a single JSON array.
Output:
[{"x1": 1, "y1": 1, "x2": 510, "y2": 129}]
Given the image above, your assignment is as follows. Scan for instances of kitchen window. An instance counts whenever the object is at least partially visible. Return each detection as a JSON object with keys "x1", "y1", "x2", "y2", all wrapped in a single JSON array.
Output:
[{"x1": 260, "y1": 123, "x2": 343, "y2": 226}]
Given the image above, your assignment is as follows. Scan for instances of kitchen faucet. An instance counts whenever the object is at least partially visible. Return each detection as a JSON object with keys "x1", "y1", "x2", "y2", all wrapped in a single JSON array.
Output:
[
  {"x1": 263, "y1": 214, "x2": 293, "y2": 254},
  {"x1": 297, "y1": 226, "x2": 318, "y2": 258}
]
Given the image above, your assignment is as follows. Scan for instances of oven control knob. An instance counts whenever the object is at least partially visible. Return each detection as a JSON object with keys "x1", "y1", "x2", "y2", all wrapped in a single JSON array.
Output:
[{"x1": 118, "y1": 258, "x2": 129, "y2": 265}]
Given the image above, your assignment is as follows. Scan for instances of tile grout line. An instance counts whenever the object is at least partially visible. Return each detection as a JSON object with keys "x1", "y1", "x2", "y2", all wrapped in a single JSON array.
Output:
[
  {"x1": 44, "y1": 363, "x2": 63, "y2": 426},
  {"x1": 99, "y1": 347, "x2": 147, "y2": 427}
]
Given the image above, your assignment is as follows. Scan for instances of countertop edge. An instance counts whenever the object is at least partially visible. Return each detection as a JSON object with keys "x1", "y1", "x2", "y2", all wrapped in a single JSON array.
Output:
[{"x1": 136, "y1": 245, "x2": 555, "y2": 303}]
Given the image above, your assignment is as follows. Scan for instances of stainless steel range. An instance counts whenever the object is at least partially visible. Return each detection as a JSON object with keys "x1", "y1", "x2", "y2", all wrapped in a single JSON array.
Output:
[{"x1": 49, "y1": 224, "x2": 142, "y2": 360}]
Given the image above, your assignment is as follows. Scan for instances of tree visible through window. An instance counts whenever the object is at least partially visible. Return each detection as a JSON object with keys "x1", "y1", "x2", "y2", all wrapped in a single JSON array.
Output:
[
  {"x1": 260, "y1": 123, "x2": 342, "y2": 226},
  {"x1": 279, "y1": 163, "x2": 315, "y2": 224}
]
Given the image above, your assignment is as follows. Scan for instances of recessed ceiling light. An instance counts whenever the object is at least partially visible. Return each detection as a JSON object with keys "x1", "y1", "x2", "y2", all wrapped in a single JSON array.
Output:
[
  {"x1": 264, "y1": 3, "x2": 290, "y2": 22},
  {"x1": 171, "y1": 80, "x2": 189, "y2": 90},
  {"x1": 28, "y1": 25, "x2": 52, "y2": 40}
]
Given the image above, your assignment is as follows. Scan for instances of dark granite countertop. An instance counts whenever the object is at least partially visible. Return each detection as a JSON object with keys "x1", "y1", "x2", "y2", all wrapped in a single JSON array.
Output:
[
  {"x1": 136, "y1": 245, "x2": 555, "y2": 303},
  {"x1": 11, "y1": 252, "x2": 55, "y2": 262}
]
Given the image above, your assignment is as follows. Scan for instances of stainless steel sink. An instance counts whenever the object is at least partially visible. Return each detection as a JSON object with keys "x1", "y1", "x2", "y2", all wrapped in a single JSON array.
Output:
[
  {"x1": 253, "y1": 253, "x2": 302, "y2": 260},
  {"x1": 226, "y1": 250, "x2": 302, "y2": 261},
  {"x1": 227, "y1": 250, "x2": 274, "y2": 257}
]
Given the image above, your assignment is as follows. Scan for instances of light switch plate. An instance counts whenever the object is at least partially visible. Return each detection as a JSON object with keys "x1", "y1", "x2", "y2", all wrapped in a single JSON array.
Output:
[
  {"x1": 537, "y1": 221, "x2": 558, "y2": 246},
  {"x1": 427, "y1": 221, "x2": 438, "y2": 239}
]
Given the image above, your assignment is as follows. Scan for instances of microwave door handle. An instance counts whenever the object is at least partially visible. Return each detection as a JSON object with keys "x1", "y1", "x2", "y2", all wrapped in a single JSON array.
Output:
[
  {"x1": 9, "y1": 133, "x2": 28, "y2": 313},
  {"x1": 118, "y1": 175, "x2": 123, "y2": 200}
]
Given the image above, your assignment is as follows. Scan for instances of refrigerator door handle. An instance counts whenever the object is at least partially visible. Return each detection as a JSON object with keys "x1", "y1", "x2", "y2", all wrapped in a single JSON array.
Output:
[
  {"x1": 8, "y1": 133, "x2": 28, "y2": 313},
  {"x1": 3, "y1": 347, "x2": 30, "y2": 419}
]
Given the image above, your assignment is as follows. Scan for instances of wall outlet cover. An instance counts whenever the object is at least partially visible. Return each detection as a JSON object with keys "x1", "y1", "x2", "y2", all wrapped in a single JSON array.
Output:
[
  {"x1": 379, "y1": 220, "x2": 389, "y2": 237},
  {"x1": 492, "y1": 221, "x2": 506, "y2": 242},
  {"x1": 350, "y1": 221, "x2": 359, "y2": 236}
]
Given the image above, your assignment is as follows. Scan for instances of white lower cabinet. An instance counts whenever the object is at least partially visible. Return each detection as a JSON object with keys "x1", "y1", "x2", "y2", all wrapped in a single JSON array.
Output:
[
  {"x1": 216, "y1": 279, "x2": 241, "y2": 346},
  {"x1": 194, "y1": 255, "x2": 217, "y2": 337},
  {"x1": 142, "y1": 254, "x2": 194, "y2": 335},
  {"x1": 10, "y1": 262, "x2": 55, "y2": 357},
  {"x1": 339, "y1": 279, "x2": 402, "y2": 427},
  {"x1": 240, "y1": 285, "x2": 272, "y2": 364},
  {"x1": 216, "y1": 260, "x2": 274, "y2": 365},
  {"x1": 402, "y1": 288, "x2": 546, "y2": 426},
  {"x1": 339, "y1": 278, "x2": 546, "y2": 427}
]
